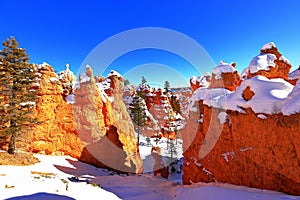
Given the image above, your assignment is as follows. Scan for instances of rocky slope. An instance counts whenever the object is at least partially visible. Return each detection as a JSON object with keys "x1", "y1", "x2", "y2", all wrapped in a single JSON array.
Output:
[
  {"x1": 182, "y1": 42, "x2": 300, "y2": 195},
  {"x1": 14, "y1": 63, "x2": 142, "y2": 173},
  {"x1": 123, "y1": 85, "x2": 186, "y2": 140}
]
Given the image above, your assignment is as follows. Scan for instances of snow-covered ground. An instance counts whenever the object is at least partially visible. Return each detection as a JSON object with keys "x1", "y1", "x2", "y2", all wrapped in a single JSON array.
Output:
[{"x1": 1, "y1": 153, "x2": 299, "y2": 200}]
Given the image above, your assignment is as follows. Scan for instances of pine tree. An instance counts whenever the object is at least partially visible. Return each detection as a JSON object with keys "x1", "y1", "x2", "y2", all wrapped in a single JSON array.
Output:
[
  {"x1": 124, "y1": 79, "x2": 130, "y2": 87},
  {"x1": 129, "y1": 95, "x2": 147, "y2": 145},
  {"x1": 141, "y1": 76, "x2": 147, "y2": 85},
  {"x1": 0, "y1": 36, "x2": 39, "y2": 154},
  {"x1": 170, "y1": 95, "x2": 181, "y2": 114},
  {"x1": 164, "y1": 80, "x2": 170, "y2": 93}
]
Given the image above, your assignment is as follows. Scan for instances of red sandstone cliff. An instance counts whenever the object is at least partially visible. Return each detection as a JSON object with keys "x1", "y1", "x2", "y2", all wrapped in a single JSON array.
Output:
[{"x1": 183, "y1": 42, "x2": 300, "y2": 195}]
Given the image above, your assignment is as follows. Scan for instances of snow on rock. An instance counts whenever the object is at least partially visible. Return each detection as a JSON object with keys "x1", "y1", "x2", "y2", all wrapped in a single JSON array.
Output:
[
  {"x1": 188, "y1": 87, "x2": 230, "y2": 113},
  {"x1": 226, "y1": 76, "x2": 293, "y2": 114},
  {"x1": 212, "y1": 61, "x2": 237, "y2": 79},
  {"x1": 38, "y1": 62, "x2": 50, "y2": 69},
  {"x1": 218, "y1": 112, "x2": 229, "y2": 124},
  {"x1": 257, "y1": 114, "x2": 268, "y2": 119},
  {"x1": 240, "y1": 67, "x2": 249, "y2": 79},
  {"x1": 282, "y1": 81, "x2": 300, "y2": 115},
  {"x1": 65, "y1": 94, "x2": 76, "y2": 104},
  {"x1": 190, "y1": 75, "x2": 210, "y2": 88},
  {"x1": 279, "y1": 55, "x2": 291, "y2": 65},
  {"x1": 261, "y1": 42, "x2": 277, "y2": 50},
  {"x1": 80, "y1": 72, "x2": 90, "y2": 83},
  {"x1": 49, "y1": 77, "x2": 60, "y2": 83},
  {"x1": 248, "y1": 54, "x2": 277, "y2": 74},
  {"x1": 108, "y1": 70, "x2": 122, "y2": 78},
  {"x1": 20, "y1": 101, "x2": 36, "y2": 107}
]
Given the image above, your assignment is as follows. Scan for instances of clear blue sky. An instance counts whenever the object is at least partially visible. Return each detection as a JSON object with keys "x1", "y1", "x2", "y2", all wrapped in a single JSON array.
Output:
[{"x1": 1, "y1": 0, "x2": 300, "y2": 87}]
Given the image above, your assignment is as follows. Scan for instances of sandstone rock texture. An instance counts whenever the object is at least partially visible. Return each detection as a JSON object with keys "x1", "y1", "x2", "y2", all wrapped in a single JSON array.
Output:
[
  {"x1": 124, "y1": 85, "x2": 186, "y2": 140},
  {"x1": 21, "y1": 63, "x2": 142, "y2": 173},
  {"x1": 183, "y1": 42, "x2": 300, "y2": 195}
]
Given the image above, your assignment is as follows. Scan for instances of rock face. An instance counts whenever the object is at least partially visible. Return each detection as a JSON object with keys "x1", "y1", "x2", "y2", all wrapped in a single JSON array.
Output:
[
  {"x1": 79, "y1": 70, "x2": 143, "y2": 173},
  {"x1": 210, "y1": 61, "x2": 241, "y2": 91},
  {"x1": 29, "y1": 62, "x2": 83, "y2": 158},
  {"x1": 183, "y1": 42, "x2": 300, "y2": 195},
  {"x1": 23, "y1": 64, "x2": 142, "y2": 173},
  {"x1": 124, "y1": 85, "x2": 185, "y2": 140},
  {"x1": 246, "y1": 42, "x2": 291, "y2": 80}
]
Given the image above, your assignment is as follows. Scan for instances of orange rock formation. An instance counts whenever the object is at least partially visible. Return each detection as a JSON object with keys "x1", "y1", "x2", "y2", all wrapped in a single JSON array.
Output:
[
  {"x1": 183, "y1": 43, "x2": 300, "y2": 195},
  {"x1": 22, "y1": 64, "x2": 142, "y2": 173}
]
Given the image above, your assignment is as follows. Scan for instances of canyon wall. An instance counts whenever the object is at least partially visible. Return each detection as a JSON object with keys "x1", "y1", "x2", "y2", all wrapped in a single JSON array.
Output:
[
  {"x1": 22, "y1": 63, "x2": 142, "y2": 173},
  {"x1": 183, "y1": 42, "x2": 300, "y2": 195}
]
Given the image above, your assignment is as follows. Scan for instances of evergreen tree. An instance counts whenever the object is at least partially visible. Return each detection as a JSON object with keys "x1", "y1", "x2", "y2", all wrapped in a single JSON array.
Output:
[
  {"x1": 170, "y1": 95, "x2": 181, "y2": 114},
  {"x1": 0, "y1": 36, "x2": 39, "y2": 154},
  {"x1": 124, "y1": 79, "x2": 130, "y2": 87},
  {"x1": 129, "y1": 95, "x2": 147, "y2": 145},
  {"x1": 164, "y1": 80, "x2": 170, "y2": 93},
  {"x1": 141, "y1": 76, "x2": 147, "y2": 85}
]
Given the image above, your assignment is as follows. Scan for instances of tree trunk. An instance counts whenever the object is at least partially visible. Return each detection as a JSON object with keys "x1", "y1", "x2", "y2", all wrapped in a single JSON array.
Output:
[{"x1": 8, "y1": 132, "x2": 16, "y2": 154}]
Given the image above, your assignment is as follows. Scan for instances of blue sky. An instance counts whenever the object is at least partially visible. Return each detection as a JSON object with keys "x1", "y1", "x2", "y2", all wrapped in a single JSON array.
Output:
[{"x1": 1, "y1": 0, "x2": 300, "y2": 87}]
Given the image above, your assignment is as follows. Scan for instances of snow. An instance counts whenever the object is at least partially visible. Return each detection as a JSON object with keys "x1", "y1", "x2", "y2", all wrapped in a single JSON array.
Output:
[
  {"x1": 49, "y1": 77, "x2": 59, "y2": 83},
  {"x1": 38, "y1": 62, "x2": 50, "y2": 69},
  {"x1": 65, "y1": 94, "x2": 76, "y2": 104},
  {"x1": 32, "y1": 82, "x2": 40, "y2": 87},
  {"x1": 261, "y1": 42, "x2": 276, "y2": 50},
  {"x1": 212, "y1": 61, "x2": 237, "y2": 79},
  {"x1": 248, "y1": 54, "x2": 277, "y2": 74},
  {"x1": 279, "y1": 55, "x2": 291, "y2": 65},
  {"x1": 241, "y1": 67, "x2": 249, "y2": 79},
  {"x1": 80, "y1": 72, "x2": 90, "y2": 83},
  {"x1": 288, "y1": 69, "x2": 300, "y2": 80},
  {"x1": 221, "y1": 151, "x2": 236, "y2": 162},
  {"x1": 257, "y1": 114, "x2": 268, "y2": 119},
  {"x1": 96, "y1": 81, "x2": 112, "y2": 103},
  {"x1": 20, "y1": 101, "x2": 36, "y2": 107},
  {"x1": 282, "y1": 81, "x2": 300, "y2": 115},
  {"x1": 108, "y1": 70, "x2": 122, "y2": 78},
  {"x1": 0, "y1": 154, "x2": 120, "y2": 200},
  {"x1": 188, "y1": 75, "x2": 298, "y2": 115},
  {"x1": 190, "y1": 75, "x2": 210, "y2": 87},
  {"x1": 0, "y1": 153, "x2": 298, "y2": 200},
  {"x1": 226, "y1": 76, "x2": 293, "y2": 114},
  {"x1": 218, "y1": 112, "x2": 229, "y2": 124}
]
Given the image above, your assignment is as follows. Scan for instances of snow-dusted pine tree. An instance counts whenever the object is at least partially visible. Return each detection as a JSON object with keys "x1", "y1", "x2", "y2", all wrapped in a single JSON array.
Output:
[
  {"x1": 0, "y1": 36, "x2": 39, "y2": 154},
  {"x1": 129, "y1": 95, "x2": 147, "y2": 145}
]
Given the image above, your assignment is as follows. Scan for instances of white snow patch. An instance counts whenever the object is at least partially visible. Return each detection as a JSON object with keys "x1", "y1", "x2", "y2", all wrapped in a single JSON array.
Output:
[
  {"x1": 80, "y1": 72, "x2": 90, "y2": 83},
  {"x1": 190, "y1": 75, "x2": 210, "y2": 87},
  {"x1": 240, "y1": 147, "x2": 253, "y2": 152},
  {"x1": 221, "y1": 151, "x2": 236, "y2": 162},
  {"x1": 218, "y1": 112, "x2": 229, "y2": 124},
  {"x1": 212, "y1": 61, "x2": 237, "y2": 79},
  {"x1": 20, "y1": 102, "x2": 36, "y2": 106},
  {"x1": 261, "y1": 42, "x2": 276, "y2": 50},
  {"x1": 108, "y1": 70, "x2": 122, "y2": 78},
  {"x1": 279, "y1": 55, "x2": 291, "y2": 65},
  {"x1": 226, "y1": 76, "x2": 293, "y2": 114},
  {"x1": 248, "y1": 54, "x2": 277, "y2": 74},
  {"x1": 49, "y1": 77, "x2": 59, "y2": 83},
  {"x1": 38, "y1": 62, "x2": 50, "y2": 69},
  {"x1": 66, "y1": 94, "x2": 76, "y2": 104},
  {"x1": 282, "y1": 80, "x2": 300, "y2": 115},
  {"x1": 257, "y1": 114, "x2": 268, "y2": 119}
]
